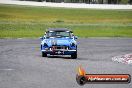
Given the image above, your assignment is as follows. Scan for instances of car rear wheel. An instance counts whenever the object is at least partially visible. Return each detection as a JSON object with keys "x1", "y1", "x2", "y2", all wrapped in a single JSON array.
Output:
[
  {"x1": 71, "y1": 52, "x2": 77, "y2": 59},
  {"x1": 42, "y1": 52, "x2": 47, "y2": 57}
]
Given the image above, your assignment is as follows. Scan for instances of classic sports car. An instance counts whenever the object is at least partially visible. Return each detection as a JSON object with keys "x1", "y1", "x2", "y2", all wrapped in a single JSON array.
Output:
[{"x1": 40, "y1": 28, "x2": 77, "y2": 59}]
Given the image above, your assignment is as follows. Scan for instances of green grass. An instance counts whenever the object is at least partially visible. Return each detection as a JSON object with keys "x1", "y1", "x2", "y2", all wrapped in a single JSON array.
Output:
[{"x1": 0, "y1": 4, "x2": 132, "y2": 38}]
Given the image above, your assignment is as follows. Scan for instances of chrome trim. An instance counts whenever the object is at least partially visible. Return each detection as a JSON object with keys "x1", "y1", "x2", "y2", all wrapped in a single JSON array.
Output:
[{"x1": 42, "y1": 49, "x2": 76, "y2": 52}]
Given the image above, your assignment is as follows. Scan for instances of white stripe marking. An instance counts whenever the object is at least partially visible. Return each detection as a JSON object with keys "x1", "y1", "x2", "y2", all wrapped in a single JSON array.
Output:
[{"x1": 0, "y1": 69, "x2": 14, "y2": 71}]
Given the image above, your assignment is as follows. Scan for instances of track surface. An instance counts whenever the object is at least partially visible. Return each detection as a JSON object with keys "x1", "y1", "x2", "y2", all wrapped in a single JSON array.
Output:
[{"x1": 0, "y1": 38, "x2": 132, "y2": 88}]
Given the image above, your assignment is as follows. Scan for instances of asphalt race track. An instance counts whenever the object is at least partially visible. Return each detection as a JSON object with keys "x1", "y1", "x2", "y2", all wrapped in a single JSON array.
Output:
[{"x1": 0, "y1": 38, "x2": 132, "y2": 88}]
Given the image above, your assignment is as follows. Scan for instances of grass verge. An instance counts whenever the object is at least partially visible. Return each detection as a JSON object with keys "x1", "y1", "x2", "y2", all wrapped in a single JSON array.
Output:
[{"x1": 0, "y1": 4, "x2": 132, "y2": 38}]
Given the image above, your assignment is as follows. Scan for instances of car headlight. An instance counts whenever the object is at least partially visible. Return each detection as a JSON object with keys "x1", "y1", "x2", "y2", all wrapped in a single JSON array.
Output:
[
  {"x1": 71, "y1": 43, "x2": 76, "y2": 47},
  {"x1": 44, "y1": 43, "x2": 48, "y2": 47}
]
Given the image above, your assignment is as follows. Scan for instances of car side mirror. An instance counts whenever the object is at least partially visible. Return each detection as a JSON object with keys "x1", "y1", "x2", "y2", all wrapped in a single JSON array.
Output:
[{"x1": 74, "y1": 36, "x2": 78, "y2": 39}]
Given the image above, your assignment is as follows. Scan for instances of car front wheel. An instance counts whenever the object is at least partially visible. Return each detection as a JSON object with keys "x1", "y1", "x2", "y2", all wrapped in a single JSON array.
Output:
[
  {"x1": 42, "y1": 52, "x2": 47, "y2": 57},
  {"x1": 71, "y1": 52, "x2": 77, "y2": 59}
]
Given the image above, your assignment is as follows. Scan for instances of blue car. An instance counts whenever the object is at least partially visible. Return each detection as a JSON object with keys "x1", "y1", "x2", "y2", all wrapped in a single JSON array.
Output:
[{"x1": 40, "y1": 28, "x2": 77, "y2": 59}]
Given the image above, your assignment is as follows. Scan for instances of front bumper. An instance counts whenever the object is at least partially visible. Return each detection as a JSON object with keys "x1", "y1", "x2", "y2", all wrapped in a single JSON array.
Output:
[{"x1": 41, "y1": 49, "x2": 76, "y2": 55}]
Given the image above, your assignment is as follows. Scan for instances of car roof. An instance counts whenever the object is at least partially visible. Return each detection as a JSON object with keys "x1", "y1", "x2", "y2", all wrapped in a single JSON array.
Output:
[{"x1": 47, "y1": 28, "x2": 72, "y2": 32}]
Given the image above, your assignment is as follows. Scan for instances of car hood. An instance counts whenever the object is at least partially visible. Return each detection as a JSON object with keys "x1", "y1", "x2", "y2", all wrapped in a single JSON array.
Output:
[{"x1": 44, "y1": 38, "x2": 72, "y2": 46}]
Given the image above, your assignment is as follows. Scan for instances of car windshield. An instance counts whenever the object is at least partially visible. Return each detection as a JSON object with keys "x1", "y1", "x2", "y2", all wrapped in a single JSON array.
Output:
[{"x1": 46, "y1": 31, "x2": 72, "y2": 38}]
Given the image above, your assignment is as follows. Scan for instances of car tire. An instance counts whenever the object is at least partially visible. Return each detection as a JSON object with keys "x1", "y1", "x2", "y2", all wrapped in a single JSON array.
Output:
[
  {"x1": 42, "y1": 52, "x2": 47, "y2": 57},
  {"x1": 71, "y1": 52, "x2": 77, "y2": 59}
]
